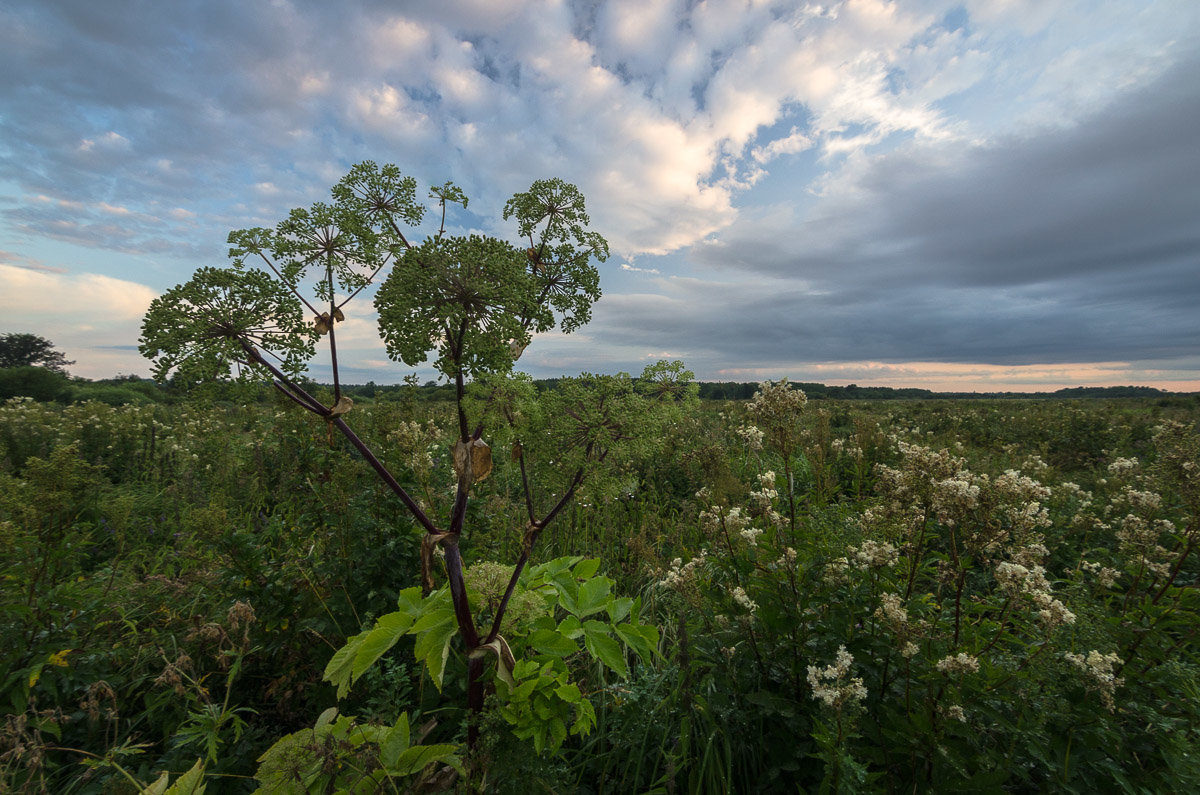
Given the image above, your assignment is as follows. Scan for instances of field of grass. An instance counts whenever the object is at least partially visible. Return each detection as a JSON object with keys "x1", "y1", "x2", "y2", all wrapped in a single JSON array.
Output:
[{"x1": 2, "y1": 390, "x2": 1198, "y2": 792}]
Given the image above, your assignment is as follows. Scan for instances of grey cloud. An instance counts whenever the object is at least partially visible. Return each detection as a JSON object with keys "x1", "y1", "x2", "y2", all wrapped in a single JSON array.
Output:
[{"x1": 673, "y1": 54, "x2": 1200, "y2": 369}]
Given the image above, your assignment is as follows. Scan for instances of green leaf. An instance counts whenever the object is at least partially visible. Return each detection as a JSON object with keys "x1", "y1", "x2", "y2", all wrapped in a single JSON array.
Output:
[
  {"x1": 323, "y1": 632, "x2": 367, "y2": 699},
  {"x1": 583, "y1": 625, "x2": 628, "y2": 678},
  {"x1": 528, "y1": 628, "x2": 580, "y2": 657},
  {"x1": 614, "y1": 622, "x2": 661, "y2": 662},
  {"x1": 390, "y1": 744, "x2": 462, "y2": 777},
  {"x1": 352, "y1": 611, "x2": 416, "y2": 685},
  {"x1": 411, "y1": 608, "x2": 458, "y2": 690},
  {"x1": 571, "y1": 558, "x2": 601, "y2": 580},
  {"x1": 558, "y1": 616, "x2": 584, "y2": 640},
  {"x1": 315, "y1": 707, "x2": 339, "y2": 730},
  {"x1": 396, "y1": 587, "x2": 425, "y2": 615},
  {"x1": 554, "y1": 682, "x2": 583, "y2": 704},
  {"x1": 163, "y1": 759, "x2": 206, "y2": 795},
  {"x1": 142, "y1": 771, "x2": 170, "y2": 795},
  {"x1": 572, "y1": 699, "x2": 597, "y2": 736},
  {"x1": 606, "y1": 596, "x2": 634, "y2": 623},
  {"x1": 323, "y1": 611, "x2": 417, "y2": 699},
  {"x1": 552, "y1": 574, "x2": 580, "y2": 616},
  {"x1": 574, "y1": 576, "x2": 612, "y2": 617},
  {"x1": 380, "y1": 713, "x2": 410, "y2": 769}
]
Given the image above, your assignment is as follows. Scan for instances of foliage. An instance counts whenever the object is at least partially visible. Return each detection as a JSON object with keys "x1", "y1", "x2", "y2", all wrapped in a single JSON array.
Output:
[
  {"x1": 0, "y1": 333, "x2": 74, "y2": 375},
  {"x1": 1, "y1": 396, "x2": 1199, "y2": 791},
  {"x1": 254, "y1": 707, "x2": 462, "y2": 793},
  {"x1": 0, "y1": 366, "x2": 71, "y2": 402}
]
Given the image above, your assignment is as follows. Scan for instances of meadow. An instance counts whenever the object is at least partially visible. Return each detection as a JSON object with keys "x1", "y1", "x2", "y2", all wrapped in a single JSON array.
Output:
[{"x1": 1, "y1": 388, "x2": 1198, "y2": 793}]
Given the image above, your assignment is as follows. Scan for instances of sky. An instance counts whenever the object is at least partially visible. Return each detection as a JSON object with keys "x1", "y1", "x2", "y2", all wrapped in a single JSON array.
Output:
[{"x1": 2, "y1": 0, "x2": 1198, "y2": 392}]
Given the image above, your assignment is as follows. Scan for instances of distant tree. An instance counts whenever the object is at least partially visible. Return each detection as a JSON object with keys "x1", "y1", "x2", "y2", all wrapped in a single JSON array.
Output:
[
  {"x1": 0, "y1": 333, "x2": 74, "y2": 374},
  {"x1": 0, "y1": 366, "x2": 70, "y2": 401}
]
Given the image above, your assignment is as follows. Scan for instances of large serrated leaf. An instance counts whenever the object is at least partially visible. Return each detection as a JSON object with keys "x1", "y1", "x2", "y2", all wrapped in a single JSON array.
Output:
[
  {"x1": 615, "y1": 622, "x2": 661, "y2": 663},
  {"x1": 412, "y1": 610, "x2": 459, "y2": 690},
  {"x1": 574, "y1": 576, "x2": 613, "y2": 617},
  {"x1": 351, "y1": 611, "x2": 417, "y2": 685},
  {"x1": 571, "y1": 558, "x2": 601, "y2": 580},
  {"x1": 163, "y1": 759, "x2": 206, "y2": 795},
  {"x1": 528, "y1": 628, "x2": 580, "y2": 657},
  {"x1": 390, "y1": 743, "x2": 463, "y2": 777},
  {"x1": 323, "y1": 631, "x2": 367, "y2": 699},
  {"x1": 583, "y1": 625, "x2": 628, "y2": 678},
  {"x1": 380, "y1": 712, "x2": 411, "y2": 769},
  {"x1": 557, "y1": 615, "x2": 584, "y2": 639},
  {"x1": 606, "y1": 596, "x2": 633, "y2": 623},
  {"x1": 551, "y1": 573, "x2": 580, "y2": 615}
]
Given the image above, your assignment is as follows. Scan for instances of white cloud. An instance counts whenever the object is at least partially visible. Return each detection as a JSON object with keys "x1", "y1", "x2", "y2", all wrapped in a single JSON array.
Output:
[{"x1": 0, "y1": 264, "x2": 158, "y2": 378}]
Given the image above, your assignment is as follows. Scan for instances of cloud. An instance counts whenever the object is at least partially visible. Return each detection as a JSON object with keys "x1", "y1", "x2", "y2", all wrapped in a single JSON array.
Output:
[
  {"x1": 680, "y1": 53, "x2": 1200, "y2": 370},
  {"x1": 620, "y1": 262, "x2": 660, "y2": 275},
  {"x1": 0, "y1": 250, "x2": 65, "y2": 273},
  {"x1": 1, "y1": 0, "x2": 1198, "y2": 388},
  {"x1": 0, "y1": 264, "x2": 159, "y2": 378}
]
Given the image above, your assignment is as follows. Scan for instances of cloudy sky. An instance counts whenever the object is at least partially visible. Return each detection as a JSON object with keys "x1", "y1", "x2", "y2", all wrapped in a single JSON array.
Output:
[{"x1": 2, "y1": 0, "x2": 1198, "y2": 391}]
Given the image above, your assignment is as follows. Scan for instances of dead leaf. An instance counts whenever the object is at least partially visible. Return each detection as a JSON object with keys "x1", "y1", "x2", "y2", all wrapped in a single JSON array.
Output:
[
  {"x1": 451, "y1": 438, "x2": 493, "y2": 484},
  {"x1": 328, "y1": 396, "x2": 353, "y2": 417}
]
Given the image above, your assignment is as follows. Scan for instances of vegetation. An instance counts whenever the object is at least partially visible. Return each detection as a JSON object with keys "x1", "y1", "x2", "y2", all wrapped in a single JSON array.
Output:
[
  {"x1": 0, "y1": 334, "x2": 74, "y2": 375},
  {"x1": 2, "y1": 163, "x2": 1197, "y2": 792},
  {"x1": 1, "y1": 394, "x2": 1198, "y2": 792}
]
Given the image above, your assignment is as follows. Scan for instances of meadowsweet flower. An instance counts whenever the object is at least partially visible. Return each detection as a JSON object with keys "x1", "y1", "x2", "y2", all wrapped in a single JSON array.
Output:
[
  {"x1": 936, "y1": 653, "x2": 980, "y2": 676},
  {"x1": 736, "y1": 424, "x2": 764, "y2": 450},
  {"x1": 994, "y1": 561, "x2": 1030, "y2": 596},
  {"x1": 1064, "y1": 650, "x2": 1124, "y2": 711},
  {"x1": 1107, "y1": 457, "x2": 1139, "y2": 474},
  {"x1": 807, "y1": 646, "x2": 867, "y2": 710},
  {"x1": 848, "y1": 539, "x2": 898, "y2": 569},
  {"x1": 823, "y1": 556, "x2": 851, "y2": 585},
  {"x1": 659, "y1": 550, "x2": 707, "y2": 589},
  {"x1": 739, "y1": 525, "x2": 764, "y2": 546},
  {"x1": 875, "y1": 592, "x2": 908, "y2": 633},
  {"x1": 1081, "y1": 560, "x2": 1121, "y2": 588},
  {"x1": 731, "y1": 586, "x2": 758, "y2": 614},
  {"x1": 943, "y1": 704, "x2": 967, "y2": 722},
  {"x1": 1036, "y1": 596, "x2": 1076, "y2": 629}
]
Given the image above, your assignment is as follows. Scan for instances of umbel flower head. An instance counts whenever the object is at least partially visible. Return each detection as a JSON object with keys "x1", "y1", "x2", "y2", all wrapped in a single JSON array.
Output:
[{"x1": 139, "y1": 266, "x2": 316, "y2": 385}]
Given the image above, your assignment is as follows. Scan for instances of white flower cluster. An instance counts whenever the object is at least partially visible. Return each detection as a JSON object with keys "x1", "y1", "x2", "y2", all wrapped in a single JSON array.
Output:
[
  {"x1": 1107, "y1": 457, "x2": 1140, "y2": 474},
  {"x1": 935, "y1": 652, "x2": 980, "y2": 676},
  {"x1": 994, "y1": 470, "x2": 1053, "y2": 536},
  {"x1": 848, "y1": 539, "x2": 898, "y2": 569},
  {"x1": 1080, "y1": 560, "x2": 1121, "y2": 588},
  {"x1": 731, "y1": 585, "x2": 758, "y2": 614},
  {"x1": 749, "y1": 379, "x2": 808, "y2": 421},
  {"x1": 386, "y1": 418, "x2": 442, "y2": 475},
  {"x1": 700, "y1": 502, "x2": 768, "y2": 547},
  {"x1": 993, "y1": 561, "x2": 1076, "y2": 630},
  {"x1": 941, "y1": 704, "x2": 967, "y2": 722},
  {"x1": 1115, "y1": 514, "x2": 1179, "y2": 578},
  {"x1": 874, "y1": 592, "x2": 908, "y2": 634},
  {"x1": 749, "y1": 470, "x2": 778, "y2": 508},
  {"x1": 824, "y1": 556, "x2": 851, "y2": 585},
  {"x1": 659, "y1": 550, "x2": 708, "y2": 590},
  {"x1": 1122, "y1": 488, "x2": 1162, "y2": 512},
  {"x1": 1064, "y1": 650, "x2": 1124, "y2": 711},
  {"x1": 736, "y1": 423, "x2": 765, "y2": 450},
  {"x1": 931, "y1": 476, "x2": 981, "y2": 527},
  {"x1": 807, "y1": 645, "x2": 867, "y2": 710},
  {"x1": 830, "y1": 437, "x2": 864, "y2": 460}
]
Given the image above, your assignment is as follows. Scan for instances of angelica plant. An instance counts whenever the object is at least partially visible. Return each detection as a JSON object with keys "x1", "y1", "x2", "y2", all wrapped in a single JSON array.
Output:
[{"x1": 140, "y1": 162, "x2": 684, "y2": 776}]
